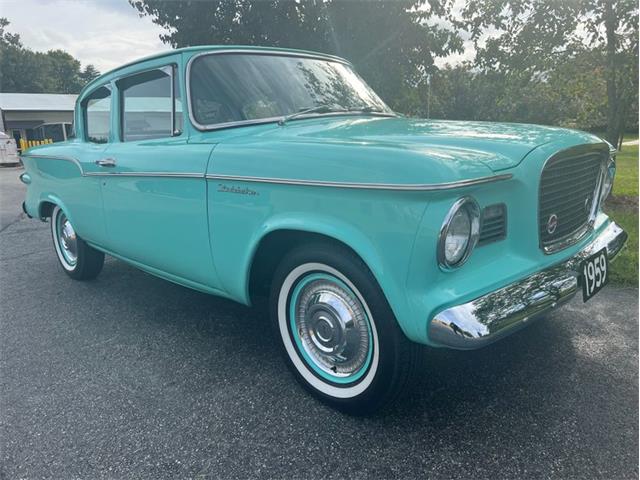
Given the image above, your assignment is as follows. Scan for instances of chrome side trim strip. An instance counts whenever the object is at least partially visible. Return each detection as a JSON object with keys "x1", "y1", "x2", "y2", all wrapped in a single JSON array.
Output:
[
  {"x1": 428, "y1": 221, "x2": 627, "y2": 350},
  {"x1": 206, "y1": 173, "x2": 512, "y2": 191},
  {"x1": 84, "y1": 172, "x2": 204, "y2": 178},
  {"x1": 22, "y1": 154, "x2": 512, "y2": 188}
]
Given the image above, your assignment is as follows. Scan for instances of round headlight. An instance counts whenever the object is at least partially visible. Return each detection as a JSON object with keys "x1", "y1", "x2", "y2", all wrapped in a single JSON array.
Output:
[
  {"x1": 438, "y1": 197, "x2": 480, "y2": 269},
  {"x1": 600, "y1": 155, "x2": 616, "y2": 204}
]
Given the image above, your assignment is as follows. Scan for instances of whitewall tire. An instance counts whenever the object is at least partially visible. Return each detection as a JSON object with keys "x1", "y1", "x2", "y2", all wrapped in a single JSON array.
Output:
[
  {"x1": 50, "y1": 206, "x2": 104, "y2": 280},
  {"x1": 270, "y1": 242, "x2": 421, "y2": 414}
]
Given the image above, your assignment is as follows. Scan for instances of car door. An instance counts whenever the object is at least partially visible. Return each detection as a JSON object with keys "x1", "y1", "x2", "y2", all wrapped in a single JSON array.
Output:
[
  {"x1": 98, "y1": 63, "x2": 219, "y2": 289},
  {"x1": 53, "y1": 84, "x2": 113, "y2": 245}
]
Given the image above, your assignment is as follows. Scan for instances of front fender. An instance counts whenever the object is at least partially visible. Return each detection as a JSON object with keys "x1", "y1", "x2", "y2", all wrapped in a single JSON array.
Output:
[
  {"x1": 246, "y1": 212, "x2": 388, "y2": 297},
  {"x1": 207, "y1": 180, "x2": 429, "y2": 342}
]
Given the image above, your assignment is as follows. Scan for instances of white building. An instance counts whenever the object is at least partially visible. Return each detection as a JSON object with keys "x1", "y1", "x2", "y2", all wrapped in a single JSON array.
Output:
[{"x1": 0, "y1": 93, "x2": 77, "y2": 144}]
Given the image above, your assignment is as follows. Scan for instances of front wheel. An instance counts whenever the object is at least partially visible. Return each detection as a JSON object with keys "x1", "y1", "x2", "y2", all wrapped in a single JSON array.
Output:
[
  {"x1": 51, "y1": 206, "x2": 104, "y2": 280},
  {"x1": 270, "y1": 243, "x2": 420, "y2": 414}
]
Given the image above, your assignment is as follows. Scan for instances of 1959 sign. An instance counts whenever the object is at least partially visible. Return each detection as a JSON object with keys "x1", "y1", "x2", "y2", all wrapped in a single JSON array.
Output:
[{"x1": 581, "y1": 248, "x2": 609, "y2": 302}]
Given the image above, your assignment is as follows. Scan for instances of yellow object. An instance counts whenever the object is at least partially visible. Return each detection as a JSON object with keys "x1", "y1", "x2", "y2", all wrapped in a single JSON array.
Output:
[{"x1": 19, "y1": 138, "x2": 53, "y2": 151}]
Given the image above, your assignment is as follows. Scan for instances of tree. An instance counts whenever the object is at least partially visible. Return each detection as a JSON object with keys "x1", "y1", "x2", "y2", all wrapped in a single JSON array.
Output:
[
  {"x1": 0, "y1": 17, "x2": 21, "y2": 47},
  {"x1": 453, "y1": 0, "x2": 639, "y2": 147},
  {"x1": 128, "y1": 0, "x2": 463, "y2": 110},
  {"x1": 0, "y1": 18, "x2": 100, "y2": 93},
  {"x1": 79, "y1": 64, "x2": 100, "y2": 85}
]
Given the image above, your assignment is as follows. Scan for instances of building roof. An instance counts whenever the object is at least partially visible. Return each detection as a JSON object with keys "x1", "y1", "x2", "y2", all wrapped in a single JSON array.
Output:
[{"x1": 0, "y1": 93, "x2": 77, "y2": 112}]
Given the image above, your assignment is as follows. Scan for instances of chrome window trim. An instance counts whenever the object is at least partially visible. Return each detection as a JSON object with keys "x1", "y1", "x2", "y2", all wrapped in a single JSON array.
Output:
[
  {"x1": 185, "y1": 49, "x2": 395, "y2": 132},
  {"x1": 437, "y1": 196, "x2": 481, "y2": 270},
  {"x1": 205, "y1": 173, "x2": 512, "y2": 191},
  {"x1": 537, "y1": 143, "x2": 609, "y2": 255}
]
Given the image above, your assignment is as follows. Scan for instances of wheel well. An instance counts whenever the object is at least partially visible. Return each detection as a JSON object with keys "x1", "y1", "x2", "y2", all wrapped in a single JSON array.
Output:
[
  {"x1": 248, "y1": 230, "x2": 368, "y2": 302},
  {"x1": 39, "y1": 201, "x2": 56, "y2": 219}
]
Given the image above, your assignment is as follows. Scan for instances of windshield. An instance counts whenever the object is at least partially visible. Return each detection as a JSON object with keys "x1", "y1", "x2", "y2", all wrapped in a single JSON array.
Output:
[{"x1": 189, "y1": 53, "x2": 392, "y2": 127}]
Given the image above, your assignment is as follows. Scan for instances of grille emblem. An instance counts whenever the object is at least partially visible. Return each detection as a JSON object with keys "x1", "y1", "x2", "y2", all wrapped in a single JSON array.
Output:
[{"x1": 546, "y1": 214, "x2": 558, "y2": 235}]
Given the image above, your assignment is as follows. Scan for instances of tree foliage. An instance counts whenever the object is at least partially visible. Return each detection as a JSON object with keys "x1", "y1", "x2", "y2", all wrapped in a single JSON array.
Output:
[
  {"x1": 128, "y1": 0, "x2": 463, "y2": 109},
  {"x1": 451, "y1": 0, "x2": 639, "y2": 145},
  {"x1": 0, "y1": 18, "x2": 100, "y2": 94},
  {"x1": 129, "y1": 0, "x2": 637, "y2": 140}
]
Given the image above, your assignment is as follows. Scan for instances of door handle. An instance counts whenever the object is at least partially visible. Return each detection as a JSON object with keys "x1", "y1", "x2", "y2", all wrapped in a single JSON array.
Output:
[{"x1": 95, "y1": 158, "x2": 116, "y2": 167}]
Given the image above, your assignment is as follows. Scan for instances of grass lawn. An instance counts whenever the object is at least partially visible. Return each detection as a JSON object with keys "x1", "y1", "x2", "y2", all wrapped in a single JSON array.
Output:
[
  {"x1": 607, "y1": 206, "x2": 638, "y2": 285},
  {"x1": 612, "y1": 143, "x2": 639, "y2": 197},
  {"x1": 606, "y1": 143, "x2": 638, "y2": 286}
]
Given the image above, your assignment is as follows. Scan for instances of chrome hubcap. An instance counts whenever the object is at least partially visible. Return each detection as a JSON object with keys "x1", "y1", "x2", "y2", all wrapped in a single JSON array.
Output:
[
  {"x1": 293, "y1": 277, "x2": 371, "y2": 379},
  {"x1": 57, "y1": 213, "x2": 78, "y2": 264}
]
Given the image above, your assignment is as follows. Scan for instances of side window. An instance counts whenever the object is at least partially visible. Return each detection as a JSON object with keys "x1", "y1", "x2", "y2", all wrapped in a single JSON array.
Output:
[
  {"x1": 119, "y1": 66, "x2": 181, "y2": 142},
  {"x1": 43, "y1": 124, "x2": 65, "y2": 142},
  {"x1": 84, "y1": 86, "x2": 111, "y2": 144},
  {"x1": 64, "y1": 123, "x2": 75, "y2": 140}
]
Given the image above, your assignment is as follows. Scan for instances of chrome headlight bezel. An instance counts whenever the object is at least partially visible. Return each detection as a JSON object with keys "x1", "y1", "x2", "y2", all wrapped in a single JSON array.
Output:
[{"x1": 438, "y1": 196, "x2": 481, "y2": 270}]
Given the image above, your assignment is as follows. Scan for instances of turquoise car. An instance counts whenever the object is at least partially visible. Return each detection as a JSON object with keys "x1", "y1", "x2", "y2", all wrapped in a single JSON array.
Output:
[{"x1": 20, "y1": 46, "x2": 627, "y2": 413}]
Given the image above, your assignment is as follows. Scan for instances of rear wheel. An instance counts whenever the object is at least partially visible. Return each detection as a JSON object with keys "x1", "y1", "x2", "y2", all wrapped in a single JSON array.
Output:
[
  {"x1": 51, "y1": 206, "x2": 104, "y2": 280},
  {"x1": 270, "y1": 243, "x2": 420, "y2": 414}
]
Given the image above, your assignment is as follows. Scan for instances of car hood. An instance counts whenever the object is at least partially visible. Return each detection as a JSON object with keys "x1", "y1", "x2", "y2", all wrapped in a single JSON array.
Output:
[
  {"x1": 210, "y1": 116, "x2": 607, "y2": 187},
  {"x1": 269, "y1": 116, "x2": 605, "y2": 172}
]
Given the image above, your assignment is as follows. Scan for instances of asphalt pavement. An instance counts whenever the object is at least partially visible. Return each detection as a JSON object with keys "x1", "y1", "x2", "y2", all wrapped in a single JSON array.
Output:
[
  {"x1": 0, "y1": 166, "x2": 25, "y2": 232},
  {"x1": 0, "y1": 166, "x2": 638, "y2": 479}
]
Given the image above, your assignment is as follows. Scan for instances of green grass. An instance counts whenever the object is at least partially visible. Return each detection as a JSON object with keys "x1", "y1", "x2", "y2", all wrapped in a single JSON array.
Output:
[
  {"x1": 612, "y1": 144, "x2": 639, "y2": 197},
  {"x1": 607, "y1": 207, "x2": 638, "y2": 286},
  {"x1": 605, "y1": 143, "x2": 638, "y2": 286}
]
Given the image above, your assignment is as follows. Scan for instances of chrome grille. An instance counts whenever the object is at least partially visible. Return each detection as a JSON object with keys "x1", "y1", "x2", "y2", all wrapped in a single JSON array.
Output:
[
  {"x1": 539, "y1": 150, "x2": 604, "y2": 252},
  {"x1": 479, "y1": 204, "x2": 506, "y2": 245}
]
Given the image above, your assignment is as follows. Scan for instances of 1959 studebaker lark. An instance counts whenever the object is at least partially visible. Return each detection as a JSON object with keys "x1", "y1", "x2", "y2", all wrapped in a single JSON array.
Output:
[{"x1": 20, "y1": 46, "x2": 627, "y2": 413}]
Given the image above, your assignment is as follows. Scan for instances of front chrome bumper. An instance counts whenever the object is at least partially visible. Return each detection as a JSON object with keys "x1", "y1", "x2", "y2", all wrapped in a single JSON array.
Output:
[{"x1": 428, "y1": 221, "x2": 627, "y2": 349}]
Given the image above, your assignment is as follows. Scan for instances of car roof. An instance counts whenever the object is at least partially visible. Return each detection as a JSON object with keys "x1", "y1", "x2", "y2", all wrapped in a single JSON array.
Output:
[{"x1": 81, "y1": 45, "x2": 350, "y2": 96}]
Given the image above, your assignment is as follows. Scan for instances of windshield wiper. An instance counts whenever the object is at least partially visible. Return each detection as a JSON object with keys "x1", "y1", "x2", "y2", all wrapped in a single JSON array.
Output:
[
  {"x1": 349, "y1": 105, "x2": 380, "y2": 113},
  {"x1": 278, "y1": 104, "x2": 347, "y2": 126},
  {"x1": 347, "y1": 105, "x2": 395, "y2": 115}
]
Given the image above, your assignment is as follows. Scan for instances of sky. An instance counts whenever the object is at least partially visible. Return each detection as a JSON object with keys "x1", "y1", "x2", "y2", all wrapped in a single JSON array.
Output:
[
  {"x1": 0, "y1": 0, "x2": 471, "y2": 73},
  {"x1": 0, "y1": 0, "x2": 168, "y2": 72}
]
